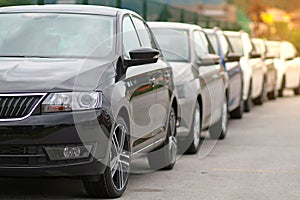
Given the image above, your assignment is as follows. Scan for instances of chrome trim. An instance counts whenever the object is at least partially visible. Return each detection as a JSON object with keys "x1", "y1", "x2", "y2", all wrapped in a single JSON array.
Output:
[
  {"x1": 0, "y1": 93, "x2": 47, "y2": 122},
  {"x1": 131, "y1": 138, "x2": 165, "y2": 156}
]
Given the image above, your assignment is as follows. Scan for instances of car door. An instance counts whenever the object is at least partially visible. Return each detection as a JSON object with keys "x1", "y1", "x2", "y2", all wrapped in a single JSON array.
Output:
[
  {"x1": 218, "y1": 31, "x2": 243, "y2": 110},
  {"x1": 284, "y1": 43, "x2": 300, "y2": 88},
  {"x1": 243, "y1": 34, "x2": 264, "y2": 99},
  {"x1": 131, "y1": 16, "x2": 172, "y2": 144},
  {"x1": 121, "y1": 15, "x2": 158, "y2": 154},
  {"x1": 194, "y1": 30, "x2": 224, "y2": 128}
]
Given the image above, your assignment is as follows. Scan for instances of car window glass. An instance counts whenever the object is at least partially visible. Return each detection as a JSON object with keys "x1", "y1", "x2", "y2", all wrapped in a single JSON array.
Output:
[
  {"x1": 152, "y1": 28, "x2": 189, "y2": 62},
  {"x1": 122, "y1": 16, "x2": 141, "y2": 58},
  {"x1": 227, "y1": 35, "x2": 244, "y2": 55},
  {"x1": 218, "y1": 33, "x2": 229, "y2": 56},
  {"x1": 207, "y1": 33, "x2": 218, "y2": 53},
  {"x1": 193, "y1": 31, "x2": 209, "y2": 57},
  {"x1": 266, "y1": 42, "x2": 280, "y2": 58},
  {"x1": 131, "y1": 17, "x2": 153, "y2": 48},
  {"x1": 0, "y1": 13, "x2": 114, "y2": 58}
]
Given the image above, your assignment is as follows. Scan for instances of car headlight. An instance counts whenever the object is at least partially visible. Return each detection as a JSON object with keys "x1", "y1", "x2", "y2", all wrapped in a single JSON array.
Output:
[{"x1": 42, "y1": 92, "x2": 102, "y2": 113}]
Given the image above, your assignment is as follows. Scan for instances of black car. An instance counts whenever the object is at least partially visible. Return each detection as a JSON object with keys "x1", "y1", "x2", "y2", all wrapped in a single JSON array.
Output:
[{"x1": 0, "y1": 5, "x2": 178, "y2": 198}]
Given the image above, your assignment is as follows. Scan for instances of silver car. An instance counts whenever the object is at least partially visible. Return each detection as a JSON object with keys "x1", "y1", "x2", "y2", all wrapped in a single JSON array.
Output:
[{"x1": 149, "y1": 22, "x2": 228, "y2": 154}]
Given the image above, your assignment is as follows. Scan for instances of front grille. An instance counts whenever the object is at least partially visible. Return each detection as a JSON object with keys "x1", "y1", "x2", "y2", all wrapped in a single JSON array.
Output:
[
  {"x1": 0, "y1": 144, "x2": 91, "y2": 167},
  {"x1": 0, "y1": 94, "x2": 44, "y2": 120},
  {"x1": 0, "y1": 146, "x2": 30, "y2": 155}
]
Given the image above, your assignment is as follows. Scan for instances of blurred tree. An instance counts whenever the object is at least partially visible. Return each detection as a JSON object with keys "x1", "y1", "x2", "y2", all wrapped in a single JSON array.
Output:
[
  {"x1": 0, "y1": 0, "x2": 31, "y2": 7},
  {"x1": 228, "y1": 0, "x2": 300, "y2": 12},
  {"x1": 248, "y1": 0, "x2": 266, "y2": 37},
  {"x1": 289, "y1": 29, "x2": 300, "y2": 53}
]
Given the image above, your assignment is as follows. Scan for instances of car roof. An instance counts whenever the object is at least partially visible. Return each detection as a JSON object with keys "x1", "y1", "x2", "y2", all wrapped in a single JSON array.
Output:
[
  {"x1": 0, "y1": 5, "x2": 127, "y2": 16},
  {"x1": 224, "y1": 30, "x2": 243, "y2": 37},
  {"x1": 148, "y1": 22, "x2": 203, "y2": 31}
]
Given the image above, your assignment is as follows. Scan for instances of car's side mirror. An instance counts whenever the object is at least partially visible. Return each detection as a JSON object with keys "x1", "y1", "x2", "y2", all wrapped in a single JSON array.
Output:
[
  {"x1": 124, "y1": 48, "x2": 160, "y2": 67},
  {"x1": 250, "y1": 51, "x2": 261, "y2": 59},
  {"x1": 199, "y1": 54, "x2": 221, "y2": 66},
  {"x1": 226, "y1": 53, "x2": 242, "y2": 62}
]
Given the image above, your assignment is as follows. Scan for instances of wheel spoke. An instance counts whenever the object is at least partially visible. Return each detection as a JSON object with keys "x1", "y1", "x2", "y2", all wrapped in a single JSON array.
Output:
[
  {"x1": 110, "y1": 156, "x2": 118, "y2": 170},
  {"x1": 111, "y1": 161, "x2": 119, "y2": 178},
  {"x1": 118, "y1": 163, "x2": 124, "y2": 189},
  {"x1": 120, "y1": 151, "x2": 130, "y2": 159},
  {"x1": 119, "y1": 126, "x2": 126, "y2": 152},
  {"x1": 112, "y1": 132, "x2": 120, "y2": 151},
  {"x1": 119, "y1": 159, "x2": 130, "y2": 167}
]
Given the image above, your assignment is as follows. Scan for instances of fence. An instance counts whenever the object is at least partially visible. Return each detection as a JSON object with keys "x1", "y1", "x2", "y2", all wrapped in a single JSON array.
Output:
[{"x1": 1, "y1": 0, "x2": 242, "y2": 31}]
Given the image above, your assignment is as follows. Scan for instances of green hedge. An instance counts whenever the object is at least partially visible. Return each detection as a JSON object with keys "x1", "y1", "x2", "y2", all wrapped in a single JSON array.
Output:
[{"x1": 0, "y1": 0, "x2": 32, "y2": 7}]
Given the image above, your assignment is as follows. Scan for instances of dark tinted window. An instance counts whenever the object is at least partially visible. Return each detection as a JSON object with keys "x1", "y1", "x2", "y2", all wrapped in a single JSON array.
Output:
[{"x1": 0, "y1": 13, "x2": 114, "y2": 58}]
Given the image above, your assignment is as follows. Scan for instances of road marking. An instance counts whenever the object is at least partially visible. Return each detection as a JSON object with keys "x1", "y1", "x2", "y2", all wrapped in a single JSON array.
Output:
[{"x1": 212, "y1": 168, "x2": 300, "y2": 175}]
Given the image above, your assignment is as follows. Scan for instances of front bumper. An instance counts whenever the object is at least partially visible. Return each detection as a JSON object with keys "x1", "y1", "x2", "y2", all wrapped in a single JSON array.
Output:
[{"x1": 0, "y1": 109, "x2": 113, "y2": 177}]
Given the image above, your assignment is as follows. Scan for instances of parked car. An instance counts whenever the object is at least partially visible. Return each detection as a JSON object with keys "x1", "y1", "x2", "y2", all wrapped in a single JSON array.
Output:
[
  {"x1": 225, "y1": 31, "x2": 265, "y2": 112},
  {"x1": 0, "y1": 5, "x2": 179, "y2": 198},
  {"x1": 252, "y1": 38, "x2": 278, "y2": 99},
  {"x1": 149, "y1": 22, "x2": 228, "y2": 153},
  {"x1": 205, "y1": 28, "x2": 244, "y2": 119},
  {"x1": 265, "y1": 41, "x2": 300, "y2": 96}
]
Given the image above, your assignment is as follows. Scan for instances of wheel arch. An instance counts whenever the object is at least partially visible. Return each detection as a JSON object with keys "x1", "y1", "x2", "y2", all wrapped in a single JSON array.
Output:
[{"x1": 197, "y1": 94, "x2": 203, "y2": 129}]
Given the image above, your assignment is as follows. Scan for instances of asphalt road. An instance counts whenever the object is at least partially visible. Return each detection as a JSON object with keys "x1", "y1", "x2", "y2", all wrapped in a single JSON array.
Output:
[{"x1": 0, "y1": 94, "x2": 299, "y2": 199}]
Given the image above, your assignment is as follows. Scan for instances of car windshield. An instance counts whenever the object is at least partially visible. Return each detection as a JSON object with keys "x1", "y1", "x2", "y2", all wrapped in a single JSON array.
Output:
[
  {"x1": 152, "y1": 28, "x2": 190, "y2": 62},
  {"x1": 0, "y1": 13, "x2": 115, "y2": 58},
  {"x1": 227, "y1": 35, "x2": 244, "y2": 56},
  {"x1": 266, "y1": 42, "x2": 281, "y2": 58}
]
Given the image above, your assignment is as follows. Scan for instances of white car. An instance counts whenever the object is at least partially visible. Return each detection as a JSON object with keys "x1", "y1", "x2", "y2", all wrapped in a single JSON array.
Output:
[
  {"x1": 265, "y1": 41, "x2": 300, "y2": 96},
  {"x1": 225, "y1": 31, "x2": 265, "y2": 112},
  {"x1": 252, "y1": 38, "x2": 278, "y2": 100}
]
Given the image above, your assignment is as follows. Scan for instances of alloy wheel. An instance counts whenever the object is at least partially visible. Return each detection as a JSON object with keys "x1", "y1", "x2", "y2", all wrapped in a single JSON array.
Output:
[
  {"x1": 168, "y1": 109, "x2": 177, "y2": 164},
  {"x1": 110, "y1": 124, "x2": 130, "y2": 191},
  {"x1": 221, "y1": 98, "x2": 228, "y2": 133},
  {"x1": 193, "y1": 106, "x2": 201, "y2": 148}
]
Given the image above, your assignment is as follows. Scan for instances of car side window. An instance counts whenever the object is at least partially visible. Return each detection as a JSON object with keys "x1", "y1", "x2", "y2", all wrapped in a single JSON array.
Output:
[
  {"x1": 218, "y1": 32, "x2": 229, "y2": 56},
  {"x1": 193, "y1": 31, "x2": 209, "y2": 57},
  {"x1": 131, "y1": 17, "x2": 155, "y2": 48},
  {"x1": 122, "y1": 16, "x2": 141, "y2": 59}
]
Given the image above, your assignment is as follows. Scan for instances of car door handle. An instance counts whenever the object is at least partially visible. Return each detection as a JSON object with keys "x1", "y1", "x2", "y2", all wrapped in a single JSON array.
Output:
[{"x1": 149, "y1": 78, "x2": 156, "y2": 87}]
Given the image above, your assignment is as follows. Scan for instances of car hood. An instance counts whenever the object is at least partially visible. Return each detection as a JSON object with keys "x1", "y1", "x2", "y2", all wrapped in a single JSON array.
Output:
[{"x1": 0, "y1": 57, "x2": 115, "y2": 93}]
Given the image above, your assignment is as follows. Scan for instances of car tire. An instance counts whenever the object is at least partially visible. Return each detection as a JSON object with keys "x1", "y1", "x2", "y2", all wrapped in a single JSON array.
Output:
[
  {"x1": 230, "y1": 96, "x2": 243, "y2": 119},
  {"x1": 84, "y1": 116, "x2": 131, "y2": 198},
  {"x1": 267, "y1": 89, "x2": 277, "y2": 100},
  {"x1": 148, "y1": 107, "x2": 177, "y2": 170},
  {"x1": 253, "y1": 79, "x2": 266, "y2": 105},
  {"x1": 209, "y1": 96, "x2": 228, "y2": 140},
  {"x1": 244, "y1": 86, "x2": 252, "y2": 112},
  {"x1": 293, "y1": 80, "x2": 300, "y2": 95},
  {"x1": 185, "y1": 103, "x2": 201, "y2": 154},
  {"x1": 294, "y1": 87, "x2": 300, "y2": 95},
  {"x1": 278, "y1": 76, "x2": 285, "y2": 97}
]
